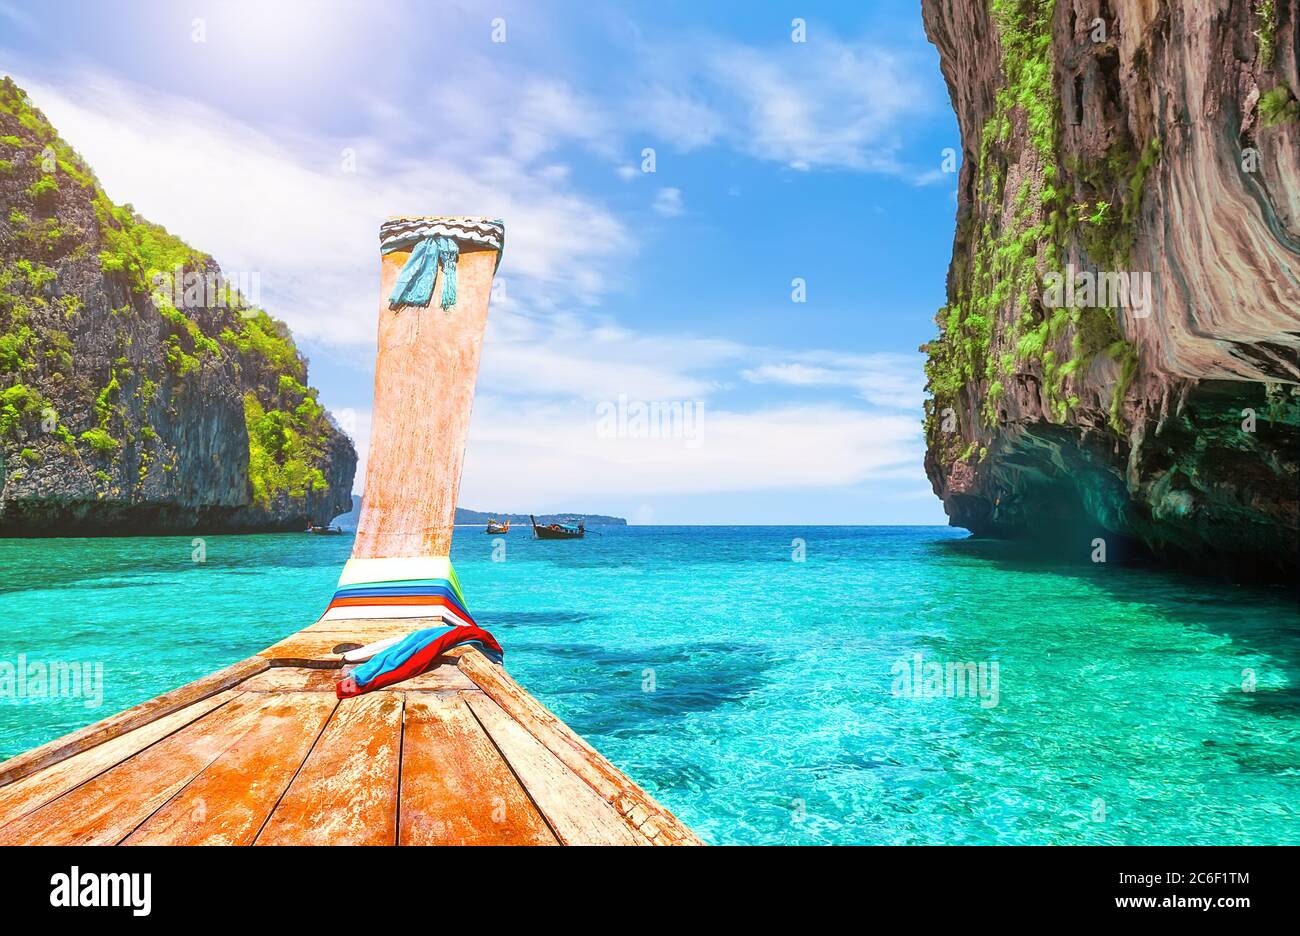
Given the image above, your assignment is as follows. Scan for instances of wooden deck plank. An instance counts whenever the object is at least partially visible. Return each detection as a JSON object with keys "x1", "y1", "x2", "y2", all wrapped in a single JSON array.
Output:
[
  {"x1": 457, "y1": 649, "x2": 702, "y2": 845},
  {"x1": 0, "y1": 692, "x2": 268, "y2": 845},
  {"x1": 0, "y1": 656, "x2": 268, "y2": 787},
  {"x1": 379, "y1": 661, "x2": 475, "y2": 692},
  {"x1": 0, "y1": 689, "x2": 240, "y2": 830},
  {"x1": 259, "y1": 623, "x2": 474, "y2": 666},
  {"x1": 463, "y1": 692, "x2": 646, "y2": 846},
  {"x1": 239, "y1": 667, "x2": 343, "y2": 693},
  {"x1": 121, "y1": 693, "x2": 338, "y2": 846},
  {"x1": 254, "y1": 692, "x2": 403, "y2": 846},
  {"x1": 399, "y1": 693, "x2": 556, "y2": 846},
  {"x1": 300, "y1": 617, "x2": 438, "y2": 635},
  {"x1": 256, "y1": 630, "x2": 348, "y2": 666},
  {"x1": 240, "y1": 661, "x2": 475, "y2": 694}
]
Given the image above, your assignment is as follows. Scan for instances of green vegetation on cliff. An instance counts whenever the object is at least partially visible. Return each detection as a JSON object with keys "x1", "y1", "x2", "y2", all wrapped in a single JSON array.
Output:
[
  {"x1": 1259, "y1": 84, "x2": 1300, "y2": 126},
  {"x1": 923, "y1": 0, "x2": 1062, "y2": 446},
  {"x1": 1255, "y1": 0, "x2": 1279, "y2": 69},
  {"x1": 0, "y1": 76, "x2": 343, "y2": 511},
  {"x1": 220, "y1": 309, "x2": 304, "y2": 380},
  {"x1": 923, "y1": 0, "x2": 1154, "y2": 448},
  {"x1": 244, "y1": 391, "x2": 328, "y2": 506}
]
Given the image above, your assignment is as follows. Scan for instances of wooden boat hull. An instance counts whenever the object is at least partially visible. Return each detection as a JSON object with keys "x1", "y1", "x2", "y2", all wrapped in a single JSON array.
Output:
[
  {"x1": 530, "y1": 515, "x2": 584, "y2": 539},
  {"x1": 0, "y1": 620, "x2": 702, "y2": 845},
  {"x1": 533, "y1": 527, "x2": 584, "y2": 539}
]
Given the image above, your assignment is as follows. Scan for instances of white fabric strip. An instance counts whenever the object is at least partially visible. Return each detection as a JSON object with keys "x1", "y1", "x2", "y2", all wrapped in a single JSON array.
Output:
[
  {"x1": 320, "y1": 603, "x2": 474, "y2": 627},
  {"x1": 336, "y1": 556, "x2": 455, "y2": 588}
]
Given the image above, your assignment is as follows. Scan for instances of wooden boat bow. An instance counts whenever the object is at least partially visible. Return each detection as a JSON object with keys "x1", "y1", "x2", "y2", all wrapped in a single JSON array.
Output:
[{"x1": 0, "y1": 215, "x2": 702, "y2": 846}]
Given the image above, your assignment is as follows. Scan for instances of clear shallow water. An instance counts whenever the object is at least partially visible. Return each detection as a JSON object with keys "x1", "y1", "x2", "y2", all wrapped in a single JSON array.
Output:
[{"x1": 1, "y1": 526, "x2": 1296, "y2": 845}]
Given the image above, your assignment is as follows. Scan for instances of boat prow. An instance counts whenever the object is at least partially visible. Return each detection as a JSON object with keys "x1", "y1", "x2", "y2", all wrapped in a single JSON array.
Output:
[{"x1": 0, "y1": 621, "x2": 702, "y2": 845}]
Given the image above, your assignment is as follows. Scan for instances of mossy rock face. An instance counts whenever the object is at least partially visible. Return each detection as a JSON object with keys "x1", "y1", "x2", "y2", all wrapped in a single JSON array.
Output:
[
  {"x1": 919, "y1": 1, "x2": 1299, "y2": 581},
  {"x1": 0, "y1": 76, "x2": 356, "y2": 533},
  {"x1": 1258, "y1": 85, "x2": 1300, "y2": 126},
  {"x1": 924, "y1": 0, "x2": 1150, "y2": 446}
]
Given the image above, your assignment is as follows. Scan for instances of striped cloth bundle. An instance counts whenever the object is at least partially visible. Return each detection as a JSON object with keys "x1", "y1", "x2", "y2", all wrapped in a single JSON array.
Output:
[
  {"x1": 323, "y1": 556, "x2": 503, "y2": 698},
  {"x1": 322, "y1": 557, "x2": 474, "y2": 626}
]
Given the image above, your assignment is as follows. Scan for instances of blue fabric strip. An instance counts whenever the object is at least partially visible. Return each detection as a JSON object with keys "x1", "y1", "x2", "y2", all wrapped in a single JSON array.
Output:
[
  {"x1": 384, "y1": 236, "x2": 460, "y2": 310},
  {"x1": 351, "y1": 625, "x2": 452, "y2": 688}
]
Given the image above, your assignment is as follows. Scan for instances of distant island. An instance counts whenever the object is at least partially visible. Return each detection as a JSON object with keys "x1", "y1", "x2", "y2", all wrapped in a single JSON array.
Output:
[
  {"x1": 453, "y1": 506, "x2": 627, "y2": 526},
  {"x1": 331, "y1": 496, "x2": 626, "y2": 530}
]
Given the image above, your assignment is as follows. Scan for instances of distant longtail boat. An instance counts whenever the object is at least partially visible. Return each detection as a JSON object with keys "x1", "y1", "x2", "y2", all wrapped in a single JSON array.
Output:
[
  {"x1": 485, "y1": 519, "x2": 510, "y2": 534},
  {"x1": 530, "y1": 514, "x2": 585, "y2": 539}
]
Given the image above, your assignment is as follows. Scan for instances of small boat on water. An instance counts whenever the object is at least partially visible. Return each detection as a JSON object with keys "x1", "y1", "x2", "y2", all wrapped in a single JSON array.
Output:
[
  {"x1": 530, "y1": 514, "x2": 584, "y2": 539},
  {"x1": 307, "y1": 524, "x2": 343, "y2": 536},
  {"x1": 485, "y1": 519, "x2": 510, "y2": 534}
]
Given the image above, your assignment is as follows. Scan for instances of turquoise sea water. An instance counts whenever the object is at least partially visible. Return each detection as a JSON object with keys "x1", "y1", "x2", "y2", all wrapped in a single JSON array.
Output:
[{"x1": 1, "y1": 526, "x2": 1296, "y2": 845}]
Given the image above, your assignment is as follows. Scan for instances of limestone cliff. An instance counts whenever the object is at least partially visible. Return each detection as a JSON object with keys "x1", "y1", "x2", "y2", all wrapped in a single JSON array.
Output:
[
  {"x1": 921, "y1": 0, "x2": 1299, "y2": 580},
  {"x1": 0, "y1": 78, "x2": 356, "y2": 534}
]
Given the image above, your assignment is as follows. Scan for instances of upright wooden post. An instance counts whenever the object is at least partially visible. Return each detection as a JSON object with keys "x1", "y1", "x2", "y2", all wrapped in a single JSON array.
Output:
[{"x1": 322, "y1": 216, "x2": 504, "y2": 625}]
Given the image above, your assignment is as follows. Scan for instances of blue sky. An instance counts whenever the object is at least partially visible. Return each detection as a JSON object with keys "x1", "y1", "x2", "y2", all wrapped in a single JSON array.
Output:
[{"x1": 1, "y1": 0, "x2": 961, "y2": 524}]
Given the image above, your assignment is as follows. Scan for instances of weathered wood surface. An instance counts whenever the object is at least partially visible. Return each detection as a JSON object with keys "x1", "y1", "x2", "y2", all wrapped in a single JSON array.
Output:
[
  {"x1": 0, "y1": 689, "x2": 240, "y2": 829},
  {"x1": 0, "y1": 648, "x2": 701, "y2": 846},
  {"x1": 457, "y1": 648, "x2": 704, "y2": 845},
  {"x1": 259, "y1": 621, "x2": 440, "y2": 664},
  {"x1": 0, "y1": 655, "x2": 267, "y2": 787},
  {"x1": 122, "y1": 692, "x2": 337, "y2": 846},
  {"x1": 399, "y1": 692, "x2": 556, "y2": 845},
  {"x1": 254, "y1": 691, "x2": 404, "y2": 846},
  {"x1": 239, "y1": 667, "x2": 343, "y2": 693},
  {"x1": 464, "y1": 691, "x2": 646, "y2": 845},
  {"x1": 353, "y1": 244, "x2": 499, "y2": 559},
  {"x1": 0, "y1": 692, "x2": 269, "y2": 845}
]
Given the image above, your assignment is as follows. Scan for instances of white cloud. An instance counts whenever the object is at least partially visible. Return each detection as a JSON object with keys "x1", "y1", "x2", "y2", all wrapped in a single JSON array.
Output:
[
  {"x1": 637, "y1": 86, "x2": 726, "y2": 151},
  {"x1": 345, "y1": 394, "x2": 923, "y2": 505},
  {"x1": 480, "y1": 305, "x2": 741, "y2": 401},
  {"x1": 912, "y1": 167, "x2": 952, "y2": 187},
  {"x1": 14, "y1": 69, "x2": 631, "y2": 348},
  {"x1": 652, "y1": 187, "x2": 683, "y2": 217},
  {"x1": 625, "y1": 37, "x2": 931, "y2": 174},
  {"x1": 459, "y1": 397, "x2": 923, "y2": 504},
  {"x1": 742, "y1": 351, "x2": 925, "y2": 410},
  {"x1": 705, "y1": 41, "x2": 918, "y2": 172},
  {"x1": 336, "y1": 301, "x2": 924, "y2": 500}
]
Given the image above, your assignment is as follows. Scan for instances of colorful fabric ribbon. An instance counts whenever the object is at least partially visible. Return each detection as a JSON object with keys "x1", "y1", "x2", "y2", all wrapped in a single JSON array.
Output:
[
  {"x1": 321, "y1": 558, "x2": 473, "y2": 625},
  {"x1": 378, "y1": 216, "x2": 505, "y2": 311},
  {"x1": 336, "y1": 624, "x2": 503, "y2": 698},
  {"x1": 385, "y1": 235, "x2": 459, "y2": 310},
  {"x1": 323, "y1": 556, "x2": 503, "y2": 698}
]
